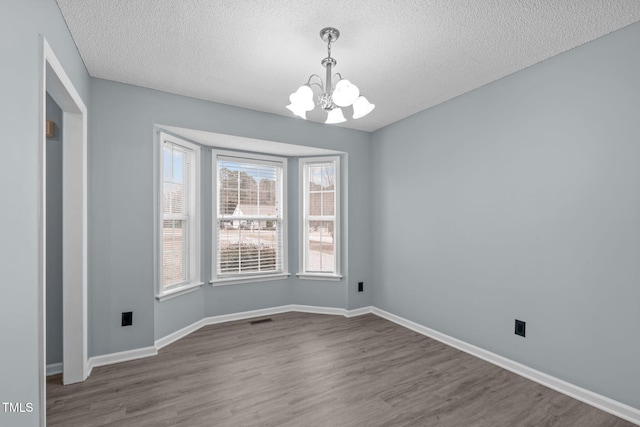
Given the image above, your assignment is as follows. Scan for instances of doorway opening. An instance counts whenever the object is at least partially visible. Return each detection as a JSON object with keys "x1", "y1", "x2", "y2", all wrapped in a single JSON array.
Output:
[
  {"x1": 45, "y1": 93, "x2": 64, "y2": 377},
  {"x1": 39, "y1": 37, "x2": 88, "y2": 424}
]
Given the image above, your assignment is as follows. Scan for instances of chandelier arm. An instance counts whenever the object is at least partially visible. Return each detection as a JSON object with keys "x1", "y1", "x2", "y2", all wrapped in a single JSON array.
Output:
[
  {"x1": 332, "y1": 73, "x2": 343, "y2": 91},
  {"x1": 306, "y1": 74, "x2": 324, "y2": 91}
]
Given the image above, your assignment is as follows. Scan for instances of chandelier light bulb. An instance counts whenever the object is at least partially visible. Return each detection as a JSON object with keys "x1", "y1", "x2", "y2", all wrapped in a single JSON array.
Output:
[
  {"x1": 332, "y1": 79, "x2": 360, "y2": 107},
  {"x1": 352, "y1": 96, "x2": 375, "y2": 119},
  {"x1": 325, "y1": 107, "x2": 346, "y2": 124},
  {"x1": 289, "y1": 85, "x2": 315, "y2": 112}
]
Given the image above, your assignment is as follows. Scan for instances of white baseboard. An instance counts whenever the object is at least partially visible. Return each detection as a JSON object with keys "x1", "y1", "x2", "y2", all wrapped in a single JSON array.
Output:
[
  {"x1": 345, "y1": 306, "x2": 374, "y2": 317},
  {"x1": 155, "y1": 304, "x2": 372, "y2": 350},
  {"x1": 46, "y1": 362, "x2": 63, "y2": 376},
  {"x1": 292, "y1": 304, "x2": 374, "y2": 318},
  {"x1": 155, "y1": 319, "x2": 207, "y2": 350},
  {"x1": 201, "y1": 305, "x2": 294, "y2": 326},
  {"x1": 87, "y1": 346, "x2": 157, "y2": 376},
  {"x1": 371, "y1": 307, "x2": 640, "y2": 426},
  {"x1": 91, "y1": 305, "x2": 372, "y2": 377}
]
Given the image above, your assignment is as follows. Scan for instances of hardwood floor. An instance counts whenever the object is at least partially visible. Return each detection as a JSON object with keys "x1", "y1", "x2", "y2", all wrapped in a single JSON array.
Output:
[{"x1": 47, "y1": 312, "x2": 634, "y2": 426}]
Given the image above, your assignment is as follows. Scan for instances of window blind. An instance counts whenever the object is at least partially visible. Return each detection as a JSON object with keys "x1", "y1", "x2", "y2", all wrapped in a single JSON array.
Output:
[{"x1": 216, "y1": 156, "x2": 283, "y2": 276}]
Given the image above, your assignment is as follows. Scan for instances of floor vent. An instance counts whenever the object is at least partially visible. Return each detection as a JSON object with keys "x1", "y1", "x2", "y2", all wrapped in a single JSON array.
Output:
[{"x1": 249, "y1": 318, "x2": 273, "y2": 325}]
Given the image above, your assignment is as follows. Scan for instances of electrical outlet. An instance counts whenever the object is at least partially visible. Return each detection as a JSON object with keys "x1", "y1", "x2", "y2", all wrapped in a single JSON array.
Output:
[
  {"x1": 358, "y1": 282, "x2": 364, "y2": 292},
  {"x1": 515, "y1": 319, "x2": 526, "y2": 337},
  {"x1": 122, "y1": 312, "x2": 133, "y2": 327}
]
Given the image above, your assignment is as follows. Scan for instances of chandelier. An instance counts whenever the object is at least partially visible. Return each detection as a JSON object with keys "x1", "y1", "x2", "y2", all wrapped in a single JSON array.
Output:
[{"x1": 286, "y1": 27, "x2": 375, "y2": 124}]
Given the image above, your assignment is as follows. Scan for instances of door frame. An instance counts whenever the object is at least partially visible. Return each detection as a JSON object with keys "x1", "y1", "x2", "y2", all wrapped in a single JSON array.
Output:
[{"x1": 39, "y1": 36, "x2": 88, "y2": 423}]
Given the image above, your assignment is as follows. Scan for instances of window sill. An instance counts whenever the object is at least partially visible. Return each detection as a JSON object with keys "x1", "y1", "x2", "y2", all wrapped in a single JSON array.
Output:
[
  {"x1": 156, "y1": 282, "x2": 204, "y2": 302},
  {"x1": 296, "y1": 273, "x2": 343, "y2": 282},
  {"x1": 210, "y1": 272, "x2": 291, "y2": 287}
]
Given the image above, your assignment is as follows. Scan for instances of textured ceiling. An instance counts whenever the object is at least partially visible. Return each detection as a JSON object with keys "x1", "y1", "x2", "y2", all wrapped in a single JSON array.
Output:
[{"x1": 56, "y1": 0, "x2": 640, "y2": 132}]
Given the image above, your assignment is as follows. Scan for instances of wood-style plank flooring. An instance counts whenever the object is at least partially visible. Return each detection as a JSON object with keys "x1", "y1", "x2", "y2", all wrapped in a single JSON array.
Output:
[{"x1": 47, "y1": 312, "x2": 634, "y2": 426}]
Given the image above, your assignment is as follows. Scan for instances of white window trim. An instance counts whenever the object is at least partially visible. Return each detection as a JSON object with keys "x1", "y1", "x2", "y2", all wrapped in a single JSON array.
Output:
[
  {"x1": 211, "y1": 149, "x2": 289, "y2": 285},
  {"x1": 156, "y1": 132, "x2": 203, "y2": 300},
  {"x1": 209, "y1": 272, "x2": 291, "y2": 287},
  {"x1": 156, "y1": 282, "x2": 203, "y2": 302},
  {"x1": 296, "y1": 272, "x2": 343, "y2": 281},
  {"x1": 298, "y1": 156, "x2": 342, "y2": 280}
]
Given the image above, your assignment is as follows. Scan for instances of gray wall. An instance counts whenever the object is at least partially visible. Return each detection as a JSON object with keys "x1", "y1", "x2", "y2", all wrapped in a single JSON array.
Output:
[
  {"x1": 0, "y1": 0, "x2": 90, "y2": 425},
  {"x1": 89, "y1": 78, "x2": 373, "y2": 347},
  {"x1": 46, "y1": 93, "x2": 63, "y2": 366},
  {"x1": 371, "y1": 22, "x2": 640, "y2": 409}
]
